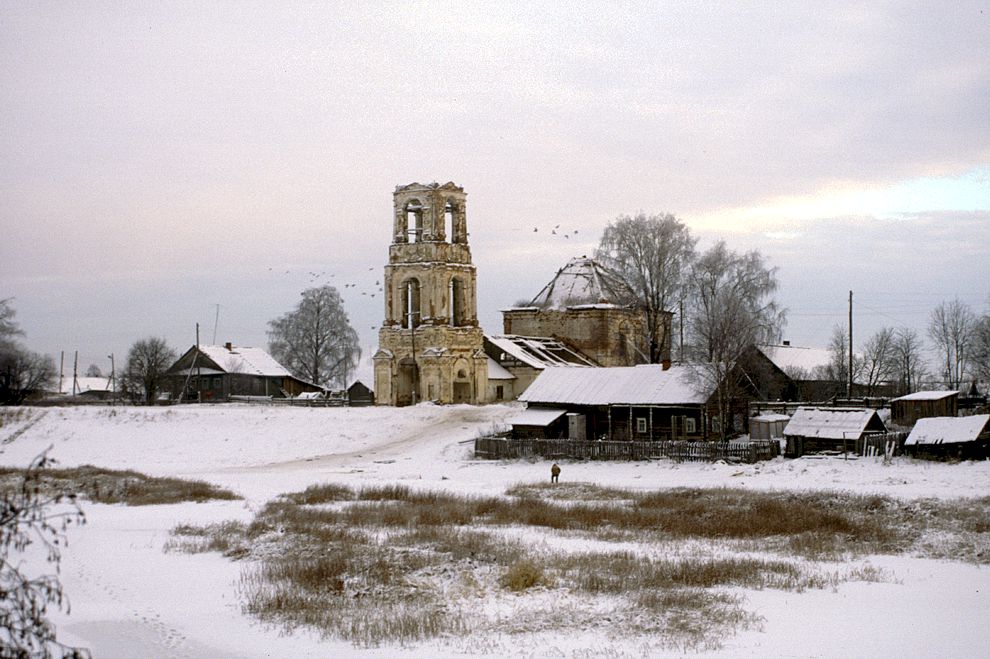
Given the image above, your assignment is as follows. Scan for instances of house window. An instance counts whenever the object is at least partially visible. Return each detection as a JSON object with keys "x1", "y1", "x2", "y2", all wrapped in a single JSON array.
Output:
[
  {"x1": 684, "y1": 417, "x2": 696, "y2": 434},
  {"x1": 495, "y1": 385, "x2": 504, "y2": 400},
  {"x1": 636, "y1": 417, "x2": 647, "y2": 434},
  {"x1": 213, "y1": 377, "x2": 221, "y2": 388}
]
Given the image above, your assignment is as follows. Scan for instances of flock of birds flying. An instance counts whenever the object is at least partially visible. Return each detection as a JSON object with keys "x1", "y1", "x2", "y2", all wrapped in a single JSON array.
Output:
[{"x1": 267, "y1": 222, "x2": 586, "y2": 332}]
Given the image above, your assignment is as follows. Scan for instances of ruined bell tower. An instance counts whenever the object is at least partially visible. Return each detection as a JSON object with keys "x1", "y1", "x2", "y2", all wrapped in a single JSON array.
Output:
[{"x1": 373, "y1": 182, "x2": 488, "y2": 406}]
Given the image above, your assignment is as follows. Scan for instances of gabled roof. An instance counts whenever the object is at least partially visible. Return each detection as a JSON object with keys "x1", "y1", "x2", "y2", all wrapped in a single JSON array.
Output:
[
  {"x1": 520, "y1": 257, "x2": 636, "y2": 310},
  {"x1": 784, "y1": 407, "x2": 885, "y2": 440},
  {"x1": 487, "y1": 357, "x2": 515, "y2": 380},
  {"x1": 520, "y1": 364, "x2": 705, "y2": 406},
  {"x1": 905, "y1": 414, "x2": 990, "y2": 445},
  {"x1": 487, "y1": 335, "x2": 597, "y2": 369},
  {"x1": 891, "y1": 390, "x2": 958, "y2": 403},
  {"x1": 757, "y1": 344, "x2": 831, "y2": 376},
  {"x1": 195, "y1": 345, "x2": 292, "y2": 377}
]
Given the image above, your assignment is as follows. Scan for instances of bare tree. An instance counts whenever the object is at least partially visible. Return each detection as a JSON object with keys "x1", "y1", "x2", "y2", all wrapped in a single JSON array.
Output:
[
  {"x1": 0, "y1": 298, "x2": 24, "y2": 345},
  {"x1": 928, "y1": 299, "x2": 976, "y2": 390},
  {"x1": 684, "y1": 241, "x2": 785, "y2": 439},
  {"x1": 268, "y1": 286, "x2": 360, "y2": 389},
  {"x1": 596, "y1": 212, "x2": 698, "y2": 362},
  {"x1": 970, "y1": 313, "x2": 990, "y2": 390},
  {"x1": 1, "y1": 450, "x2": 89, "y2": 657},
  {"x1": 892, "y1": 327, "x2": 927, "y2": 395},
  {"x1": 123, "y1": 337, "x2": 177, "y2": 404},
  {"x1": 0, "y1": 299, "x2": 56, "y2": 405},
  {"x1": 84, "y1": 364, "x2": 102, "y2": 378},
  {"x1": 860, "y1": 327, "x2": 897, "y2": 396}
]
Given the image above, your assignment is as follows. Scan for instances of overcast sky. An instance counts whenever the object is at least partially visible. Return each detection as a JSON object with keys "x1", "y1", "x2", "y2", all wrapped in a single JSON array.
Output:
[{"x1": 2, "y1": 2, "x2": 988, "y2": 378}]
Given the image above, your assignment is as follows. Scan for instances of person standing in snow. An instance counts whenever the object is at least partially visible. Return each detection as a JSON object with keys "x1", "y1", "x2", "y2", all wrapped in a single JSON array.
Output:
[{"x1": 550, "y1": 463, "x2": 560, "y2": 483}]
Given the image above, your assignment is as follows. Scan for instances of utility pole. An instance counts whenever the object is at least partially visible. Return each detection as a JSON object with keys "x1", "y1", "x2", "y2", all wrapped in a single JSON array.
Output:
[
  {"x1": 108, "y1": 353, "x2": 116, "y2": 404},
  {"x1": 59, "y1": 351, "x2": 64, "y2": 396},
  {"x1": 72, "y1": 351, "x2": 79, "y2": 396},
  {"x1": 679, "y1": 299, "x2": 684, "y2": 362},
  {"x1": 847, "y1": 290, "x2": 853, "y2": 398},
  {"x1": 212, "y1": 304, "x2": 221, "y2": 344}
]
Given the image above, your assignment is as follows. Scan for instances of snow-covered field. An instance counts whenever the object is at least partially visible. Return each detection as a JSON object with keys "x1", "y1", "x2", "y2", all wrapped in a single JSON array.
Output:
[{"x1": 1, "y1": 404, "x2": 988, "y2": 658}]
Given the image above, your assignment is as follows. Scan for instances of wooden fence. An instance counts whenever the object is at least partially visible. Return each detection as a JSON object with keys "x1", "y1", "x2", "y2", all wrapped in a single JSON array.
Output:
[{"x1": 474, "y1": 437, "x2": 781, "y2": 463}]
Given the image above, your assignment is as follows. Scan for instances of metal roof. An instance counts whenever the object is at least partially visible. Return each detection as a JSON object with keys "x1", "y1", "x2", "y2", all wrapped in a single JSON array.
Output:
[
  {"x1": 519, "y1": 364, "x2": 705, "y2": 406},
  {"x1": 486, "y1": 357, "x2": 515, "y2": 380},
  {"x1": 783, "y1": 407, "x2": 885, "y2": 440},
  {"x1": 757, "y1": 344, "x2": 831, "y2": 376},
  {"x1": 487, "y1": 335, "x2": 597, "y2": 369},
  {"x1": 905, "y1": 414, "x2": 990, "y2": 445},
  {"x1": 508, "y1": 408, "x2": 568, "y2": 427},
  {"x1": 197, "y1": 345, "x2": 292, "y2": 377},
  {"x1": 891, "y1": 390, "x2": 958, "y2": 402}
]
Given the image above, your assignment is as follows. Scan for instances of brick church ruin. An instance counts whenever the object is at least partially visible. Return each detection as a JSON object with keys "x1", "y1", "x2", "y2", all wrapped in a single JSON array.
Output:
[
  {"x1": 373, "y1": 181, "x2": 657, "y2": 406},
  {"x1": 373, "y1": 182, "x2": 488, "y2": 405}
]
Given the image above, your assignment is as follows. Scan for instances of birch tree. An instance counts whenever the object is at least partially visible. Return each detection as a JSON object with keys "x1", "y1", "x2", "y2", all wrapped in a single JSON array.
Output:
[
  {"x1": 860, "y1": 327, "x2": 897, "y2": 396},
  {"x1": 596, "y1": 213, "x2": 697, "y2": 362},
  {"x1": 928, "y1": 299, "x2": 976, "y2": 390},
  {"x1": 892, "y1": 327, "x2": 927, "y2": 395},
  {"x1": 268, "y1": 286, "x2": 360, "y2": 388},
  {"x1": 684, "y1": 241, "x2": 784, "y2": 439},
  {"x1": 970, "y1": 313, "x2": 990, "y2": 389}
]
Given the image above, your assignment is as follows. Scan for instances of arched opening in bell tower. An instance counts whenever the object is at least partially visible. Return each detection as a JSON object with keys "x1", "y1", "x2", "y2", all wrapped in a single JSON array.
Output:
[
  {"x1": 444, "y1": 199, "x2": 456, "y2": 243},
  {"x1": 402, "y1": 279, "x2": 421, "y2": 329},
  {"x1": 405, "y1": 199, "x2": 424, "y2": 243},
  {"x1": 449, "y1": 277, "x2": 465, "y2": 327}
]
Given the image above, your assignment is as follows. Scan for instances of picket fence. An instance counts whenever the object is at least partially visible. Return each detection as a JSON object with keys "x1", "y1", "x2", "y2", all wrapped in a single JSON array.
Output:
[{"x1": 474, "y1": 437, "x2": 780, "y2": 463}]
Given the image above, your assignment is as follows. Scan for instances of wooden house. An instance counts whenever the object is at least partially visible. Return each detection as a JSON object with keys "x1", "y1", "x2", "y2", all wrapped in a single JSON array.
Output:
[
  {"x1": 890, "y1": 391, "x2": 959, "y2": 427},
  {"x1": 513, "y1": 364, "x2": 707, "y2": 441},
  {"x1": 165, "y1": 343, "x2": 323, "y2": 401},
  {"x1": 903, "y1": 414, "x2": 990, "y2": 460},
  {"x1": 347, "y1": 380, "x2": 375, "y2": 406},
  {"x1": 783, "y1": 407, "x2": 887, "y2": 457}
]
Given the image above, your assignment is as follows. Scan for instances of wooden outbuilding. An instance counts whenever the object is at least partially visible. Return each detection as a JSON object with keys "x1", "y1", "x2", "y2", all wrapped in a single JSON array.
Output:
[
  {"x1": 890, "y1": 391, "x2": 959, "y2": 427},
  {"x1": 347, "y1": 380, "x2": 375, "y2": 406},
  {"x1": 783, "y1": 407, "x2": 887, "y2": 457},
  {"x1": 904, "y1": 414, "x2": 990, "y2": 460}
]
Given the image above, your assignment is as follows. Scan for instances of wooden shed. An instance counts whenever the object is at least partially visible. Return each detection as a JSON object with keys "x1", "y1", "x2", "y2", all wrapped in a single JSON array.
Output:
[
  {"x1": 347, "y1": 380, "x2": 375, "y2": 406},
  {"x1": 904, "y1": 414, "x2": 990, "y2": 460},
  {"x1": 783, "y1": 407, "x2": 887, "y2": 457},
  {"x1": 750, "y1": 413, "x2": 790, "y2": 440},
  {"x1": 890, "y1": 391, "x2": 959, "y2": 427}
]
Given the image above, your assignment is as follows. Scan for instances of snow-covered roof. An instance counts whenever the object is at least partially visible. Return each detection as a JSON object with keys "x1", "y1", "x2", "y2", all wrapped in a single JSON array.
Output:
[
  {"x1": 752, "y1": 414, "x2": 791, "y2": 423},
  {"x1": 757, "y1": 344, "x2": 831, "y2": 376},
  {"x1": 197, "y1": 345, "x2": 291, "y2": 377},
  {"x1": 487, "y1": 335, "x2": 597, "y2": 369},
  {"x1": 487, "y1": 357, "x2": 515, "y2": 380},
  {"x1": 57, "y1": 376, "x2": 114, "y2": 395},
  {"x1": 519, "y1": 364, "x2": 705, "y2": 406},
  {"x1": 508, "y1": 408, "x2": 568, "y2": 427},
  {"x1": 784, "y1": 407, "x2": 885, "y2": 440},
  {"x1": 905, "y1": 415, "x2": 990, "y2": 445},
  {"x1": 891, "y1": 390, "x2": 958, "y2": 403},
  {"x1": 519, "y1": 257, "x2": 636, "y2": 310}
]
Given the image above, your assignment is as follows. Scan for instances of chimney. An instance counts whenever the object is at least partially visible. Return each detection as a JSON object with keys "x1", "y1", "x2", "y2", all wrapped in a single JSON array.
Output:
[
  {"x1": 224, "y1": 342, "x2": 233, "y2": 351},
  {"x1": 661, "y1": 359, "x2": 671, "y2": 371}
]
